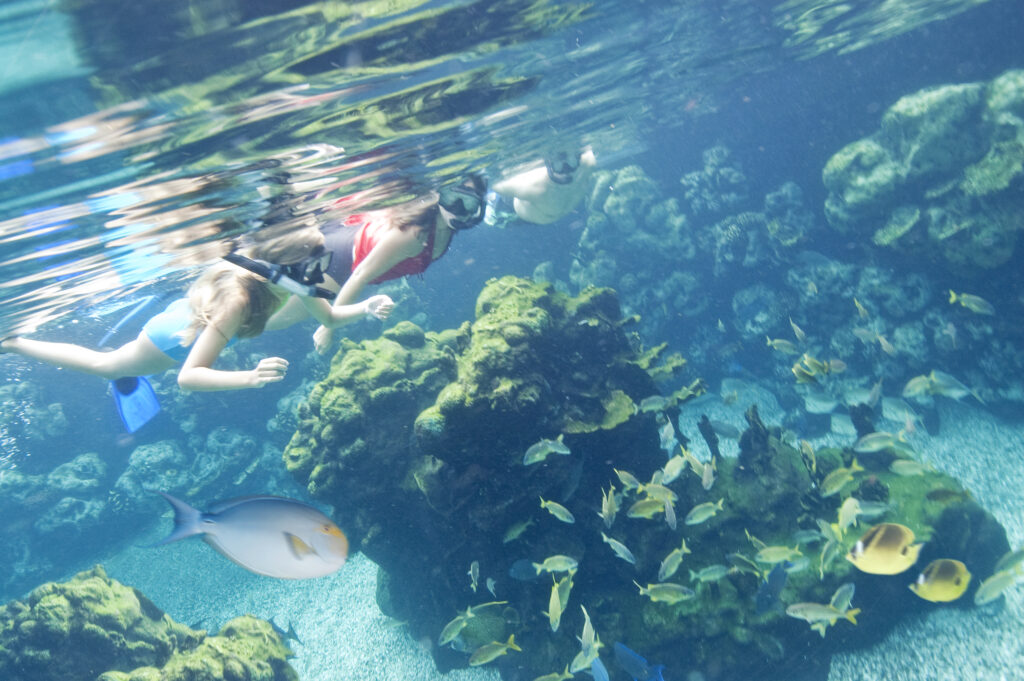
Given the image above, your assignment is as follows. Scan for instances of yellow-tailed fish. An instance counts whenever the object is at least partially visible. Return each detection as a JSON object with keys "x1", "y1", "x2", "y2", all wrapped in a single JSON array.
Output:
[
  {"x1": 949, "y1": 290, "x2": 995, "y2": 315},
  {"x1": 578, "y1": 605, "x2": 599, "y2": 657},
  {"x1": 662, "y1": 455, "x2": 688, "y2": 484},
  {"x1": 545, "y1": 577, "x2": 563, "y2": 632},
  {"x1": 601, "y1": 532, "x2": 637, "y2": 565},
  {"x1": 866, "y1": 377, "x2": 883, "y2": 408},
  {"x1": 614, "y1": 468, "x2": 642, "y2": 492},
  {"x1": 556, "y1": 569, "x2": 575, "y2": 615},
  {"x1": 876, "y1": 334, "x2": 896, "y2": 356},
  {"x1": 684, "y1": 498, "x2": 724, "y2": 525},
  {"x1": 853, "y1": 431, "x2": 902, "y2": 453},
  {"x1": 819, "y1": 458, "x2": 864, "y2": 497},
  {"x1": 846, "y1": 522, "x2": 922, "y2": 575},
  {"x1": 801, "y1": 354, "x2": 828, "y2": 375},
  {"x1": 799, "y1": 440, "x2": 817, "y2": 474},
  {"x1": 598, "y1": 485, "x2": 618, "y2": 528},
  {"x1": 909, "y1": 559, "x2": 971, "y2": 602},
  {"x1": 767, "y1": 336, "x2": 800, "y2": 354},
  {"x1": 638, "y1": 482, "x2": 678, "y2": 504},
  {"x1": 682, "y1": 448, "x2": 705, "y2": 477},
  {"x1": 819, "y1": 539, "x2": 843, "y2": 579},
  {"x1": 468, "y1": 560, "x2": 480, "y2": 592},
  {"x1": 786, "y1": 602, "x2": 860, "y2": 635},
  {"x1": 745, "y1": 528, "x2": 768, "y2": 551},
  {"x1": 889, "y1": 459, "x2": 931, "y2": 476},
  {"x1": 658, "y1": 542, "x2": 691, "y2": 582},
  {"x1": 902, "y1": 374, "x2": 931, "y2": 399},
  {"x1": 690, "y1": 564, "x2": 733, "y2": 583},
  {"x1": 974, "y1": 569, "x2": 1022, "y2": 606},
  {"x1": 701, "y1": 458, "x2": 717, "y2": 490},
  {"x1": 468, "y1": 634, "x2": 521, "y2": 666},
  {"x1": 540, "y1": 496, "x2": 576, "y2": 524},
  {"x1": 502, "y1": 517, "x2": 534, "y2": 544},
  {"x1": 533, "y1": 666, "x2": 573, "y2": 681},
  {"x1": 837, "y1": 497, "x2": 862, "y2": 536},
  {"x1": 153, "y1": 491, "x2": 348, "y2": 579},
  {"x1": 807, "y1": 582, "x2": 857, "y2": 636},
  {"x1": 853, "y1": 297, "x2": 869, "y2": 319},
  {"x1": 727, "y1": 551, "x2": 762, "y2": 575},
  {"x1": 634, "y1": 580, "x2": 696, "y2": 604},
  {"x1": 534, "y1": 555, "x2": 579, "y2": 574},
  {"x1": 755, "y1": 545, "x2": 802, "y2": 565},
  {"x1": 439, "y1": 606, "x2": 475, "y2": 645},
  {"x1": 627, "y1": 497, "x2": 665, "y2": 519},
  {"x1": 523, "y1": 434, "x2": 571, "y2": 465},
  {"x1": 789, "y1": 317, "x2": 807, "y2": 342}
]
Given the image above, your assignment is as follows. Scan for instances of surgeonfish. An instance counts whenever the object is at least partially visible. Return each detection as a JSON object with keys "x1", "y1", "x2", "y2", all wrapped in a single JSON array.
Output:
[
  {"x1": 949, "y1": 290, "x2": 995, "y2": 315},
  {"x1": 845, "y1": 522, "x2": 923, "y2": 575},
  {"x1": 755, "y1": 561, "x2": 790, "y2": 614},
  {"x1": 909, "y1": 559, "x2": 972, "y2": 602},
  {"x1": 613, "y1": 641, "x2": 666, "y2": 681},
  {"x1": 468, "y1": 635, "x2": 521, "y2": 666},
  {"x1": 523, "y1": 435, "x2": 571, "y2": 465},
  {"x1": 540, "y1": 496, "x2": 576, "y2": 524},
  {"x1": 152, "y1": 491, "x2": 348, "y2": 579}
]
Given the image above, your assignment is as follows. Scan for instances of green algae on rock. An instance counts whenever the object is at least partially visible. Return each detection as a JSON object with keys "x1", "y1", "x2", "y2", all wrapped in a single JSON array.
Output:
[
  {"x1": 0, "y1": 565, "x2": 296, "y2": 681},
  {"x1": 823, "y1": 69, "x2": 1024, "y2": 272}
]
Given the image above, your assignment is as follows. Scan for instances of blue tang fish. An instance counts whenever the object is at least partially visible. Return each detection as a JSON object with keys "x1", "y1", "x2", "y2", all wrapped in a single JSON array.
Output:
[
  {"x1": 154, "y1": 491, "x2": 349, "y2": 579},
  {"x1": 613, "y1": 642, "x2": 665, "y2": 681}
]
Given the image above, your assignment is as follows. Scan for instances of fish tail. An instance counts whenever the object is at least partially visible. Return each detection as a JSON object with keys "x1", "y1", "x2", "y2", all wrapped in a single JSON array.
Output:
[
  {"x1": 844, "y1": 607, "x2": 861, "y2": 625},
  {"x1": 150, "y1": 490, "x2": 204, "y2": 546},
  {"x1": 948, "y1": 290, "x2": 957, "y2": 304},
  {"x1": 506, "y1": 634, "x2": 521, "y2": 652}
]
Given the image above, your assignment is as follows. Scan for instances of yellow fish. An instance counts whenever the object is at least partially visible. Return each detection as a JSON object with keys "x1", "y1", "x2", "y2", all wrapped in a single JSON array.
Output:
[
  {"x1": 909, "y1": 559, "x2": 971, "y2": 602},
  {"x1": 533, "y1": 555, "x2": 579, "y2": 574},
  {"x1": 684, "y1": 498, "x2": 724, "y2": 525},
  {"x1": 974, "y1": 569, "x2": 1022, "y2": 606},
  {"x1": 627, "y1": 497, "x2": 665, "y2": 519},
  {"x1": 469, "y1": 635, "x2": 521, "y2": 666},
  {"x1": 545, "y1": 578, "x2": 563, "y2": 632},
  {"x1": 633, "y1": 580, "x2": 696, "y2": 604},
  {"x1": 853, "y1": 297, "x2": 869, "y2": 319},
  {"x1": 539, "y1": 497, "x2": 575, "y2": 524},
  {"x1": 533, "y1": 666, "x2": 573, "y2": 681},
  {"x1": 949, "y1": 290, "x2": 995, "y2": 315},
  {"x1": 614, "y1": 468, "x2": 642, "y2": 492},
  {"x1": 819, "y1": 458, "x2": 864, "y2": 497},
  {"x1": 846, "y1": 522, "x2": 923, "y2": 575}
]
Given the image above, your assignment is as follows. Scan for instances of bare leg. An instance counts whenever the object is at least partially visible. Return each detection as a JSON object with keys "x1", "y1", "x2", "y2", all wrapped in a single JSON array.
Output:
[{"x1": 1, "y1": 332, "x2": 177, "y2": 379}]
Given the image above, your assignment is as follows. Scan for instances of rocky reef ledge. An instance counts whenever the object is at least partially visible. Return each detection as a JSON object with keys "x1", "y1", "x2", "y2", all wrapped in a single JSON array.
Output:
[
  {"x1": 283, "y1": 276, "x2": 1009, "y2": 681},
  {"x1": 0, "y1": 566, "x2": 297, "y2": 681}
]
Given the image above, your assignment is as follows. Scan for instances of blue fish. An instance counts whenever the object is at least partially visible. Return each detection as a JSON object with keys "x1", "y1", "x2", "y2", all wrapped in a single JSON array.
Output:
[
  {"x1": 153, "y1": 491, "x2": 349, "y2": 579},
  {"x1": 591, "y1": 657, "x2": 610, "y2": 681},
  {"x1": 613, "y1": 642, "x2": 665, "y2": 681},
  {"x1": 508, "y1": 558, "x2": 541, "y2": 581},
  {"x1": 755, "y1": 561, "x2": 790, "y2": 614}
]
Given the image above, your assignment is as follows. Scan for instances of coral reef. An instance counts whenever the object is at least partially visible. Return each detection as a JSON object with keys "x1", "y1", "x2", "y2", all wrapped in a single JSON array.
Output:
[
  {"x1": 283, "y1": 276, "x2": 1007, "y2": 680},
  {"x1": 823, "y1": 69, "x2": 1024, "y2": 272},
  {"x1": 0, "y1": 565, "x2": 296, "y2": 681}
]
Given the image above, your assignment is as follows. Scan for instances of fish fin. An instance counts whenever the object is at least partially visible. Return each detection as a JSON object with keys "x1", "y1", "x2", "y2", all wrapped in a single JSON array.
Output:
[
  {"x1": 148, "y1": 491, "x2": 204, "y2": 547},
  {"x1": 285, "y1": 532, "x2": 316, "y2": 560},
  {"x1": 810, "y1": 622, "x2": 826, "y2": 637},
  {"x1": 948, "y1": 290, "x2": 956, "y2": 304},
  {"x1": 506, "y1": 634, "x2": 521, "y2": 652},
  {"x1": 845, "y1": 608, "x2": 861, "y2": 625}
]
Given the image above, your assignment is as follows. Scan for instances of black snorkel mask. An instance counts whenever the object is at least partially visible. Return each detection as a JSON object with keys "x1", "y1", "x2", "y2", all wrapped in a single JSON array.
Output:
[
  {"x1": 438, "y1": 180, "x2": 486, "y2": 231},
  {"x1": 224, "y1": 247, "x2": 334, "y2": 299}
]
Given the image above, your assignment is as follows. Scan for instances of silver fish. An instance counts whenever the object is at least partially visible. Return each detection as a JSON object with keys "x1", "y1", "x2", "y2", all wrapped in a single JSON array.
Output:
[{"x1": 154, "y1": 492, "x2": 348, "y2": 579}]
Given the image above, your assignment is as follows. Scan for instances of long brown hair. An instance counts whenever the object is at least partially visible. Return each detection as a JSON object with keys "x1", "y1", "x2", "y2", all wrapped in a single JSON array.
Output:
[
  {"x1": 179, "y1": 227, "x2": 323, "y2": 345},
  {"x1": 386, "y1": 192, "x2": 440, "y2": 234}
]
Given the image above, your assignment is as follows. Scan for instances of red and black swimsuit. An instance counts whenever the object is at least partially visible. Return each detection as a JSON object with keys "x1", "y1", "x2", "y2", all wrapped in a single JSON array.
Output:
[{"x1": 321, "y1": 213, "x2": 448, "y2": 285}]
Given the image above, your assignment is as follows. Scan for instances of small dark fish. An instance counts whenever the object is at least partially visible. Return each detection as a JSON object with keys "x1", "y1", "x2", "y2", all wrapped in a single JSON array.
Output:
[
  {"x1": 709, "y1": 420, "x2": 741, "y2": 439},
  {"x1": 508, "y1": 559, "x2": 541, "y2": 581},
  {"x1": 613, "y1": 642, "x2": 666, "y2": 681},
  {"x1": 271, "y1": 618, "x2": 302, "y2": 646},
  {"x1": 926, "y1": 488, "x2": 968, "y2": 504},
  {"x1": 755, "y1": 561, "x2": 790, "y2": 614}
]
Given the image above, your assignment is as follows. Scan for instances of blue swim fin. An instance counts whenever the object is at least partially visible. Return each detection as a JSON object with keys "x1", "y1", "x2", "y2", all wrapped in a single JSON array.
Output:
[{"x1": 112, "y1": 376, "x2": 160, "y2": 432}]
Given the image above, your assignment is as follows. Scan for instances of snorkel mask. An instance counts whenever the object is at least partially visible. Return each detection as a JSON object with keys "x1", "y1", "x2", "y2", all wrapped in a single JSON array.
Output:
[
  {"x1": 438, "y1": 175, "x2": 487, "y2": 231},
  {"x1": 224, "y1": 246, "x2": 334, "y2": 299}
]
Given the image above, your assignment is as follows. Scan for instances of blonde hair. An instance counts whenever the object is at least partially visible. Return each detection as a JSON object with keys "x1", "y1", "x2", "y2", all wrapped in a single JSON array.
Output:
[{"x1": 179, "y1": 227, "x2": 323, "y2": 346}]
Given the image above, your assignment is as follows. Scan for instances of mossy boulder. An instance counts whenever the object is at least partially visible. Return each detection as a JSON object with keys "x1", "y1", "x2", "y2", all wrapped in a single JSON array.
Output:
[
  {"x1": 0, "y1": 566, "x2": 296, "y2": 681},
  {"x1": 823, "y1": 69, "x2": 1024, "y2": 272}
]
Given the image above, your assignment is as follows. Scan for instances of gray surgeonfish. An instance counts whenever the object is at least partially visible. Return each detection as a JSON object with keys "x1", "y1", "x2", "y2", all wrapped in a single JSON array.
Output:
[{"x1": 153, "y1": 491, "x2": 349, "y2": 579}]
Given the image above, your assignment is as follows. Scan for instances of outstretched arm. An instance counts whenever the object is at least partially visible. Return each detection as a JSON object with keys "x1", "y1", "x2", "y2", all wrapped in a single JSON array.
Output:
[{"x1": 177, "y1": 302, "x2": 288, "y2": 391}]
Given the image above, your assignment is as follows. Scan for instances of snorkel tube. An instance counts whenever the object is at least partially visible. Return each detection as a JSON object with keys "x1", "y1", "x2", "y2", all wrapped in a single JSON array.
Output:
[{"x1": 223, "y1": 253, "x2": 335, "y2": 299}]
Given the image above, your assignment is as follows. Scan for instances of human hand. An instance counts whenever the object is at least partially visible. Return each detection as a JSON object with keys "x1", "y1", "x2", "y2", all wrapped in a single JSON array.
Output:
[
  {"x1": 252, "y1": 356, "x2": 289, "y2": 387},
  {"x1": 314, "y1": 325, "x2": 334, "y2": 355},
  {"x1": 364, "y1": 295, "x2": 395, "y2": 320}
]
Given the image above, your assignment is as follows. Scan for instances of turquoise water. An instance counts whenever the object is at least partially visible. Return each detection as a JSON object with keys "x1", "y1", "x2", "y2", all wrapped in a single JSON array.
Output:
[{"x1": 1, "y1": 1, "x2": 1023, "y2": 680}]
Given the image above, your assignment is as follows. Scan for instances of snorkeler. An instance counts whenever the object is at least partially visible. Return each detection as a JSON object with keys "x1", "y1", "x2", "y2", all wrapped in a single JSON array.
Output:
[{"x1": 0, "y1": 227, "x2": 394, "y2": 396}]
